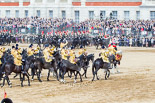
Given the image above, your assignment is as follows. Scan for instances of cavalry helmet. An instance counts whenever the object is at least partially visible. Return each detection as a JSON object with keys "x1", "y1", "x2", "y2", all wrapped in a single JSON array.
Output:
[
  {"x1": 102, "y1": 45, "x2": 105, "y2": 49},
  {"x1": 80, "y1": 46, "x2": 83, "y2": 49},
  {"x1": 45, "y1": 44, "x2": 49, "y2": 48},
  {"x1": 16, "y1": 44, "x2": 19, "y2": 47},
  {"x1": 12, "y1": 46, "x2": 15, "y2": 49}
]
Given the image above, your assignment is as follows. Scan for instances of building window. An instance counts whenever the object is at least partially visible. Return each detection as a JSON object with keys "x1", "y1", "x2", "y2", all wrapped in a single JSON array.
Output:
[
  {"x1": 15, "y1": 10, "x2": 19, "y2": 18},
  {"x1": 25, "y1": 10, "x2": 28, "y2": 17},
  {"x1": 75, "y1": 11, "x2": 79, "y2": 24},
  {"x1": 37, "y1": 10, "x2": 41, "y2": 17},
  {"x1": 89, "y1": 11, "x2": 94, "y2": 20},
  {"x1": 49, "y1": 10, "x2": 53, "y2": 18},
  {"x1": 112, "y1": 11, "x2": 117, "y2": 19},
  {"x1": 6, "y1": 10, "x2": 10, "y2": 18},
  {"x1": 150, "y1": 11, "x2": 155, "y2": 20},
  {"x1": 100, "y1": 11, "x2": 106, "y2": 20},
  {"x1": 136, "y1": 11, "x2": 140, "y2": 20},
  {"x1": 124, "y1": 11, "x2": 130, "y2": 20},
  {"x1": 62, "y1": 11, "x2": 66, "y2": 19}
]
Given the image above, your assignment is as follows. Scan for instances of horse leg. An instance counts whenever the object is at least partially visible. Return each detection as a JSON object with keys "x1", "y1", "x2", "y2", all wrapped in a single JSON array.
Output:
[
  {"x1": 74, "y1": 71, "x2": 78, "y2": 83},
  {"x1": 37, "y1": 70, "x2": 42, "y2": 82},
  {"x1": 85, "y1": 69, "x2": 88, "y2": 78},
  {"x1": 6, "y1": 76, "x2": 12, "y2": 88},
  {"x1": 14, "y1": 73, "x2": 18, "y2": 78},
  {"x1": 92, "y1": 67, "x2": 95, "y2": 81},
  {"x1": 68, "y1": 71, "x2": 71, "y2": 78},
  {"x1": 1, "y1": 76, "x2": 6, "y2": 87},
  {"x1": 96, "y1": 70, "x2": 100, "y2": 80},
  {"x1": 25, "y1": 73, "x2": 30, "y2": 86},
  {"x1": 21, "y1": 74, "x2": 24, "y2": 87},
  {"x1": 20, "y1": 73, "x2": 22, "y2": 81},
  {"x1": 47, "y1": 69, "x2": 50, "y2": 81},
  {"x1": 78, "y1": 71, "x2": 83, "y2": 82},
  {"x1": 54, "y1": 69, "x2": 59, "y2": 81}
]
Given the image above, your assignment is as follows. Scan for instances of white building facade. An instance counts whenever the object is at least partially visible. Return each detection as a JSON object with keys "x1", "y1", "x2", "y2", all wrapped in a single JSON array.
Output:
[{"x1": 0, "y1": 0, "x2": 155, "y2": 22}]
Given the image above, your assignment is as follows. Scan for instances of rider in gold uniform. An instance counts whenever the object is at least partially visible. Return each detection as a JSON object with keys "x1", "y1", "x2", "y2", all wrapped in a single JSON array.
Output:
[
  {"x1": 43, "y1": 44, "x2": 53, "y2": 63},
  {"x1": 100, "y1": 46, "x2": 111, "y2": 69},
  {"x1": 61, "y1": 48, "x2": 69, "y2": 60},
  {"x1": 69, "y1": 47, "x2": 76, "y2": 64},
  {"x1": 108, "y1": 43, "x2": 117, "y2": 55},
  {"x1": 14, "y1": 47, "x2": 22, "y2": 66},
  {"x1": 28, "y1": 44, "x2": 34, "y2": 56},
  {"x1": 0, "y1": 44, "x2": 4, "y2": 65}
]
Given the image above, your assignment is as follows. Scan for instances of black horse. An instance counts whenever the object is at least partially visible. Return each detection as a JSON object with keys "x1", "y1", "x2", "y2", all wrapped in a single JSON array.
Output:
[
  {"x1": 82, "y1": 54, "x2": 94, "y2": 78},
  {"x1": 0, "y1": 55, "x2": 30, "y2": 87},
  {"x1": 31, "y1": 50, "x2": 61, "y2": 82},
  {"x1": 58, "y1": 59, "x2": 83, "y2": 83},
  {"x1": 92, "y1": 58, "x2": 111, "y2": 81},
  {"x1": 33, "y1": 55, "x2": 59, "y2": 82}
]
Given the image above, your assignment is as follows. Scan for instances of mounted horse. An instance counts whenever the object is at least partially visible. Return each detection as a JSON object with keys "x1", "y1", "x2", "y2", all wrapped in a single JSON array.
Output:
[
  {"x1": 58, "y1": 58, "x2": 83, "y2": 83},
  {"x1": 92, "y1": 58, "x2": 111, "y2": 81},
  {"x1": 0, "y1": 50, "x2": 30, "y2": 87}
]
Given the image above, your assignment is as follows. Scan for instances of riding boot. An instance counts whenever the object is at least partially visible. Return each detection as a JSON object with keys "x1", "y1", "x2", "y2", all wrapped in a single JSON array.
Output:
[{"x1": 22, "y1": 65, "x2": 24, "y2": 71}]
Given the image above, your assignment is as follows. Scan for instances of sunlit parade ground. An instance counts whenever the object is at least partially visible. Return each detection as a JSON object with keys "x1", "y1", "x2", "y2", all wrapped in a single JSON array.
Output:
[{"x1": 0, "y1": 44, "x2": 155, "y2": 103}]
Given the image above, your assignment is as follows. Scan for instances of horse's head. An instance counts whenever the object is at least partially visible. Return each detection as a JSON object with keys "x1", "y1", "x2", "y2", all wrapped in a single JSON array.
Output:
[
  {"x1": 53, "y1": 51, "x2": 62, "y2": 62},
  {"x1": 108, "y1": 54, "x2": 115, "y2": 63},
  {"x1": 90, "y1": 54, "x2": 94, "y2": 62}
]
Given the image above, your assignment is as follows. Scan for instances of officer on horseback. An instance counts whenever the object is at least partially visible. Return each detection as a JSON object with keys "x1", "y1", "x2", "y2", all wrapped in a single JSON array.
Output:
[
  {"x1": 28, "y1": 44, "x2": 34, "y2": 56},
  {"x1": 108, "y1": 43, "x2": 117, "y2": 55},
  {"x1": 78, "y1": 46, "x2": 87, "y2": 56},
  {"x1": 11, "y1": 46, "x2": 16, "y2": 56},
  {"x1": 69, "y1": 47, "x2": 76, "y2": 64},
  {"x1": 14, "y1": 47, "x2": 22, "y2": 66},
  {"x1": 0, "y1": 43, "x2": 4, "y2": 65},
  {"x1": 43, "y1": 44, "x2": 53, "y2": 63},
  {"x1": 100, "y1": 45, "x2": 111, "y2": 69}
]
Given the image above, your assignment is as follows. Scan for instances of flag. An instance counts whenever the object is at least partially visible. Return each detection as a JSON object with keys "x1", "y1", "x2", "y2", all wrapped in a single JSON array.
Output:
[{"x1": 4, "y1": 90, "x2": 7, "y2": 98}]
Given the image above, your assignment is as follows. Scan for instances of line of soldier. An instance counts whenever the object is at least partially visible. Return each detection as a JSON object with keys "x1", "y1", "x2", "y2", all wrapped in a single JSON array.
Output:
[{"x1": 0, "y1": 41, "x2": 122, "y2": 70}]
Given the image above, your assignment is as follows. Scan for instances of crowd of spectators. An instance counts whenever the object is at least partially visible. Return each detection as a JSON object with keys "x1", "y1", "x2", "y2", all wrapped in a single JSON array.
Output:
[{"x1": 0, "y1": 17, "x2": 154, "y2": 47}]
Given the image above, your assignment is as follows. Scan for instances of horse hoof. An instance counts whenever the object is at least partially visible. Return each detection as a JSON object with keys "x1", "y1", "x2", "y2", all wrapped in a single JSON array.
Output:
[
  {"x1": 28, "y1": 84, "x2": 30, "y2": 86},
  {"x1": 1, "y1": 85, "x2": 3, "y2": 88},
  {"x1": 9, "y1": 85, "x2": 12, "y2": 88},
  {"x1": 47, "y1": 79, "x2": 49, "y2": 81},
  {"x1": 74, "y1": 79, "x2": 77, "y2": 83},
  {"x1": 9, "y1": 82, "x2": 12, "y2": 85},
  {"x1": 21, "y1": 85, "x2": 24, "y2": 87},
  {"x1": 39, "y1": 80, "x2": 42, "y2": 82}
]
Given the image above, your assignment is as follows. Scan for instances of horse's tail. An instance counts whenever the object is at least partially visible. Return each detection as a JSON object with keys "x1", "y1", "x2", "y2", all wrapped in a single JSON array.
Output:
[{"x1": 92, "y1": 61, "x2": 95, "y2": 75}]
